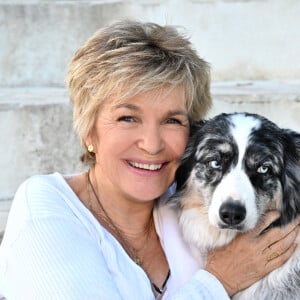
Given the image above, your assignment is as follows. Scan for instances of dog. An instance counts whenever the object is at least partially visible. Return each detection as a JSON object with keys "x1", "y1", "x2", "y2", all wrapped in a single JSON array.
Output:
[{"x1": 170, "y1": 112, "x2": 300, "y2": 299}]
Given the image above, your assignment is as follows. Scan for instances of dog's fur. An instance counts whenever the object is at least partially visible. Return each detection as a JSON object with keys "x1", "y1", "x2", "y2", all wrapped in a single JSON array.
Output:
[{"x1": 170, "y1": 112, "x2": 300, "y2": 300}]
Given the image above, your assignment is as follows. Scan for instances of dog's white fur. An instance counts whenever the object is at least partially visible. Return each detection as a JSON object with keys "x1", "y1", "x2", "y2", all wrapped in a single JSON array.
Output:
[{"x1": 171, "y1": 113, "x2": 300, "y2": 300}]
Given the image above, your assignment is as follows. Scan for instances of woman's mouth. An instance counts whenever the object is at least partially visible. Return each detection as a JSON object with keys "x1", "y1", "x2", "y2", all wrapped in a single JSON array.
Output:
[{"x1": 128, "y1": 161, "x2": 163, "y2": 171}]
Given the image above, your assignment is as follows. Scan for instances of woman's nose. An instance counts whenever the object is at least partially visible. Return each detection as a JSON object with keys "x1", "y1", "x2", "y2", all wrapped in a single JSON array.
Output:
[{"x1": 137, "y1": 125, "x2": 165, "y2": 155}]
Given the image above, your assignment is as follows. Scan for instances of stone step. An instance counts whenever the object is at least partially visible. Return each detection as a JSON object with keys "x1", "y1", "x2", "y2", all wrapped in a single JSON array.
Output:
[
  {"x1": 208, "y1": 80, "x2": 300, "y2": 131},
  {"x1": 1, "y1": 80, "x2": 300, "y2": 233},
  {"x1": 1, "y1": 0, "x2": 300, "y2": 86},
  {"x1": 0, "y1": 87, "x2": 84, "y2": 202}
]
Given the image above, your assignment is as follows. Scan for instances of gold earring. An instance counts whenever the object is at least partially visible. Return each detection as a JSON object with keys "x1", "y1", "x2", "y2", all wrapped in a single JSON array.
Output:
[{"x1": 87, "y1": 144, "x2": 94, "y2": 152}]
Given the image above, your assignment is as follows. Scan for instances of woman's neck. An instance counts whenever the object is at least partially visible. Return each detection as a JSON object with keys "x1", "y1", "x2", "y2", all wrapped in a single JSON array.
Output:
[{"x1": 87, "y1": 167, "x2": 155, "y2": 236}]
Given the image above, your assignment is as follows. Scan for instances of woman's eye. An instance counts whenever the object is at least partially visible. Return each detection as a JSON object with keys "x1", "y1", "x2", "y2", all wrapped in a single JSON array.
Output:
[
  {"x1": 117, "y1": 116, "x2": 135, "y2": 123},
  {"x1": 208, "y1": 160, "x2": 221, "y2": 169},
  {"x1": 166, "y1": 118, "x2": 181, "y2": 125},
  {"x1": 257, "y1": 165, "x2": 269, "y2": 174}
]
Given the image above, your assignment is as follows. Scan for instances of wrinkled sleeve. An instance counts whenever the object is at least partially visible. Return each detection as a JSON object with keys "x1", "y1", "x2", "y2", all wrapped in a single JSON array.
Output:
[
  {"x1": 167, "y1": 270, "x2": 230, "y2": 300},
  {"x1": 0, "y1": 217, "x2": 123, "y2": 300},
  {"x1": 0, "y1": 178, "x2": 123, "y2": 300}
]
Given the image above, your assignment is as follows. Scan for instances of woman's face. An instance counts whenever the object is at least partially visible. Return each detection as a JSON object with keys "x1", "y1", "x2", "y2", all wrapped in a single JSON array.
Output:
[{"x1": 91, "y1": 86, "x2": 190, "y2": 203}]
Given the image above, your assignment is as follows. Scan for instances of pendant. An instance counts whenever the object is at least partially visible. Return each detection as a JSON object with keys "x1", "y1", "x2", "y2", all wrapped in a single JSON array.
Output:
[{"x1": 135, "y1": 256, "x2": 142, "y2": 265}]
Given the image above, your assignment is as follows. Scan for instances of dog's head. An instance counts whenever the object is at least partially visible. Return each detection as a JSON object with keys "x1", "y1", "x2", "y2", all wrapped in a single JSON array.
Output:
[{"x1": 172, "y1": 112, "x2": 300, "y2": 233}]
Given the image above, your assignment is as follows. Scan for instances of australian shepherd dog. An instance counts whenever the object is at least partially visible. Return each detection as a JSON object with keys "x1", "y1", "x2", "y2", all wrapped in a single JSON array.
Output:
[{"x1": 170, "y1": 112, "x2": 300, "y2": 299}]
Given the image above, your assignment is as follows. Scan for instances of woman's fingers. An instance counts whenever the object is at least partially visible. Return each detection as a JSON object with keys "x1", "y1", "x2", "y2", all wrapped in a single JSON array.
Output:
[
  {"x1": 265, "y1": 243, "x2": 298, "y2": 269},
  {"x1": 253, "y1": 212, "x2": 299, "y2": 272},
  {"x1": 257, "y1": 214, "x2": 300, "y2": 250},
  {"x1": 262, "y1": 223, "x2": 299, "y2": 258}
]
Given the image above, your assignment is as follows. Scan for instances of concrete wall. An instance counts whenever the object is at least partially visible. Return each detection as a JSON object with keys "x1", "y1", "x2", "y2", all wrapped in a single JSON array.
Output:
[
  {"x1": 0, "y1": 88, "x2": 82, "y2": 200},
  {"x1": 1, "y1": 0, "x2": 300, "y2": 87}
]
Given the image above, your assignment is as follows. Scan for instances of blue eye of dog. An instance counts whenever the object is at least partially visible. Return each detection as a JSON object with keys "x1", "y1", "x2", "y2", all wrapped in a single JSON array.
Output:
[
  {"x1": 257, "y1": 165, "x2": 269, "y2": 174},
  {"x1": 208, "y1": 160, "x2": 221, "y2": 169}
]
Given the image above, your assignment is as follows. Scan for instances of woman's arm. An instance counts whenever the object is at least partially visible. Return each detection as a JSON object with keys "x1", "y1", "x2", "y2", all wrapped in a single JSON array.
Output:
[
  {"x1": 0, "y1": 177, "x2": 125, "y2": 300},
  {"x1": 0, "y1": 217, "x2": 124, "y2": 300}
]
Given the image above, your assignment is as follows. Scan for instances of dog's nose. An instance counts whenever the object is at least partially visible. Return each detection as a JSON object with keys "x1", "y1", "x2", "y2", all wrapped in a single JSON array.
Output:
[{"x1": 219, "y1": 201, "x2": 246, "y2": 226}]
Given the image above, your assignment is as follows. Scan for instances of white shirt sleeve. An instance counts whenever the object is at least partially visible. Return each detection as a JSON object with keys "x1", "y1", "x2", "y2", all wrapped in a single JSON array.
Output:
[
  {"x1": 1, "y1": 217, "x2": 124, "y2": 300},
  {"x1": 0, "y1": 175, "x2": 128, "y2": 300},
  {"x1": 167, "y1": 270, "x2": 230, "y2": 299}
]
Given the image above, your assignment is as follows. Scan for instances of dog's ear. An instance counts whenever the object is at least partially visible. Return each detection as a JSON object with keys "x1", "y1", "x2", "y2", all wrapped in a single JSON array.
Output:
[
  {"x1": 189, "y1": 120, "x2": 206, "y2": 137},
  {"x1": 175, "y1": 145, "x2": 195, "y2": 191},
  {"x1": 280, "y1": 129, "x2": 300, "y2": 224},
  {"x1": 175, "y1": 120, "x2": 206, "y2": 191}
]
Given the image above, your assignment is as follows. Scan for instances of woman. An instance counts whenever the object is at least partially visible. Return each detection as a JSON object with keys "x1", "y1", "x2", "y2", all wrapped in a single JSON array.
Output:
[{"x1": 0, "y1": 20, "x2": 299, "y2": 300}]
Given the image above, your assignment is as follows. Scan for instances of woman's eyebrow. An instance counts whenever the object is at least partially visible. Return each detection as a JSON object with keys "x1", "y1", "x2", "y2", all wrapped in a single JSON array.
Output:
[
  {"x1": 114, "y1": 103, "x2": 141, "y2": 111},
  {"x1": 167, "y1": 109, "x2": 189, "y2": 117},
  {"x1": 113, "y1": 104, "x2": 188, "y2": 117}
]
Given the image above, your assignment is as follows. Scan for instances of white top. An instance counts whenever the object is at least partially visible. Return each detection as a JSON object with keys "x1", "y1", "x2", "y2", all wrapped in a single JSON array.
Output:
[{"x1": 0, "y1": 173, "x2": 229, "y2": 300}]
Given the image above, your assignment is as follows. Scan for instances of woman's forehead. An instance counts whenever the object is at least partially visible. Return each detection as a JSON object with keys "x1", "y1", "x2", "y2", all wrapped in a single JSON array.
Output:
[{"x1": 108, "y1": 85, "x2": 187, "y2": 108}]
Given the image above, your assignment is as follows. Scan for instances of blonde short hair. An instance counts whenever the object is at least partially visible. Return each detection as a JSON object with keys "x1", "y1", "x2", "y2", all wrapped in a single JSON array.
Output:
[{"x1": 66, "y1": 20, "x2": 211, "y2": 164}]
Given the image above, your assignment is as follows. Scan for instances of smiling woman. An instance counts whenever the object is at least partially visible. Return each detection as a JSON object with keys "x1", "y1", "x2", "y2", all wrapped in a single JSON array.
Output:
[
  {"x1": 0, "y1": 20, "x2": 214, "y2": 300},
  {"x1": 0, "y1": 20, "x2": 299, "y2": 300}
]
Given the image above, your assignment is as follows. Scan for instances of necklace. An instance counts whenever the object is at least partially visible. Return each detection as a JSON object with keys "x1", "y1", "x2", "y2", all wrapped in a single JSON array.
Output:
[{"x1": 87, "y1": 169, "x2": 153, "y2": 266}]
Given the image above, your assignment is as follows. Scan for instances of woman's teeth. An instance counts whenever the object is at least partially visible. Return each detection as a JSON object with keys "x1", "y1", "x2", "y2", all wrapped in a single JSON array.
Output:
[{"x1": 129, "y1": 161, "x2": 162, "y2": 170}]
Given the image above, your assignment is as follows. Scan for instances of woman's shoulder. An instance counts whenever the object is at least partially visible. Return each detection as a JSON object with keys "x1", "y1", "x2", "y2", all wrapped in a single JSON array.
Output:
[
  {"x1": 18, "y1": 172, "x2": 65, "y2": 191},
  {"x1": 11, "y1": 172, "x2": 79, "y2": 221},
  {"x1": 22, "y1": 172, "x2": 68, "y2": 191},
  {"x1": 19, "y1": 172, "x2": 68, "y2": 199}
]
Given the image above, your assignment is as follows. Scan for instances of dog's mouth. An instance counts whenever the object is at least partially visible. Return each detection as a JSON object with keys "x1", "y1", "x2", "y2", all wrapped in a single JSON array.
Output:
[
  {"x1": 128, "y1": 161, "x2": 163, "y2": 171},
  {"x1": 218, "y1": 223, "x2": 246, "y2": 231}
]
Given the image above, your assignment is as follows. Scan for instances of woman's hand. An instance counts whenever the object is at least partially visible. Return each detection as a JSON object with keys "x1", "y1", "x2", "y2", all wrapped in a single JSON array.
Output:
[{"x1": 205, "y1": 211, "x2": 300, "y2": 296}]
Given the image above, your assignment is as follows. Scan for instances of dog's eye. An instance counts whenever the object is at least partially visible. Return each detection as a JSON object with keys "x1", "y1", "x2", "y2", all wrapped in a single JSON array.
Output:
[
  {"x1": 257, "y1": 165, "x2": 269, "y2": 174},
  {"x1": 208, "y1": 160, "x2": 221, "y2": 169}
]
